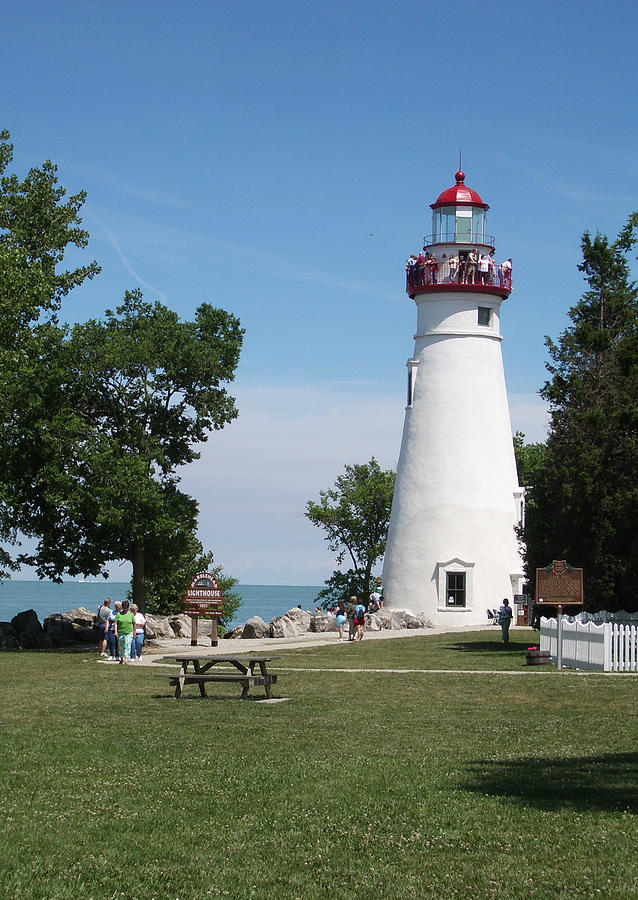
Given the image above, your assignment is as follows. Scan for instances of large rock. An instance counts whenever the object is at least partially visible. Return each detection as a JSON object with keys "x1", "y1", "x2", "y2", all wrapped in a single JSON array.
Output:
[
  {"x1": 270, "y1": 607, "x2": 312, "y2": 638},
  {"x1": 0, "y1": 622, "x2": 21, "y2": 650},
  {"x1": 168, "y1": 614, "x2": 192, "y2": 638},
  {"x1": 389, "y1": 609, "x2": 430, "y2": 629},
  {"x1": 310, "y1": 612, "x2": 337, "y2": 633},
  {"x1": 64, "y1": 606, "x2": 97, "y2": 628},
  {"x1": 222, "y1": 625, "x2": 243, "y2": 640},
  {"x1": 145, "y1": 615, "x2": 174, "y2": 640},
  {"x1": 368, "y1": 608, "x2": 394, "y2": 630},
  {"x1": 242, "y1": 616, "x2": 272, "y2": 639},
  {"x1": 10, "y1": 609, "x2": 52, "y2": 649},
  {"x1": 44, "y1": 608, "x2": 98, "y2": 645}
]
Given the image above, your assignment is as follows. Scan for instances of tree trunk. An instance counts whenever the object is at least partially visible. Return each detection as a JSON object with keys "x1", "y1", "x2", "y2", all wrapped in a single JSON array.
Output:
[{"x1": 131, "y1": 541, "x2": 148, "y2": 613}]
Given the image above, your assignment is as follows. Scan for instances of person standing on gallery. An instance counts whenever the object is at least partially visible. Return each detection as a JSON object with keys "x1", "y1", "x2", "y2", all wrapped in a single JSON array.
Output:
[{"x1": 498, "y1": 598, "x2": 513, "y2": 644}]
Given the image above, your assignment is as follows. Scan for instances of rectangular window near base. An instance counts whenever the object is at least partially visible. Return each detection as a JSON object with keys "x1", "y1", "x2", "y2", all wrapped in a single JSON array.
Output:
[
  {"x1": 446, "y1": 572, "x2": 466, "y2": 607},
  {"x1": 478, "y1": 306, "x2": 491, "y2": 326}
]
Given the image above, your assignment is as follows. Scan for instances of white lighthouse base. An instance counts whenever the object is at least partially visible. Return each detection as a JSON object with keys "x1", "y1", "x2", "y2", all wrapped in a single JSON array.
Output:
[{"x1": 383, "y1": 502, "x2": 524, "y2": 627}]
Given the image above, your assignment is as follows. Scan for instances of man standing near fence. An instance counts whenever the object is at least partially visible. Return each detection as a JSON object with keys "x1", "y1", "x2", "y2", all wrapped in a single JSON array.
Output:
[{"x1": 498, "y1": 598, "x2": 513, "y2": 644}]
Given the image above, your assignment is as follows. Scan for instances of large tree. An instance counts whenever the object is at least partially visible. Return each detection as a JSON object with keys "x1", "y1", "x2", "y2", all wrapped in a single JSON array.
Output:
[
  {"x1": 12, "y1": 290, "x2": 243, "y2": 611},
  {"x1": 0, "y1": 131, "x2": 243, "y2": 612},
  {"x1": 521, "y1": 217, "x2": 638, "y2": 612},
  {"x1": 306, "y1": 458, "x2": 395, "y2": 607},
  {"x1": 0, "y1": 129, "x2": 100, "y2": 576}
]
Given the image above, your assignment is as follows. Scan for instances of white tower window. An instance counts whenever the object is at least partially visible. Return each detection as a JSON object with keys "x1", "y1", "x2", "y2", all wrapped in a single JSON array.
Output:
[
  {"x1": 446, "y1": 572, "x2": 466, "y2": 607},
  {"x1": 435, "y1": 558, "x2": 475, "y2": 612},
  {"x1": 478, "y1": 306, "x2": 491, "y2": 326}
]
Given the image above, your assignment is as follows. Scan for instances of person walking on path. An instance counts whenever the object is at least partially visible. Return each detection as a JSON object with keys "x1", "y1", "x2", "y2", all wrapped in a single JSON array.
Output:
[
  {"x1": 335, "y1": 600, "x2": 347, "y2": 640},
  {"x1": 354, "y1": 602, "x2": 367, "y2": 641},
  {"x1": 498, "y1": 598, "x2": 513, "y2": 644},
  {"x1": 96, "y1": 598, "x2": 111, "y2": 657},
  {"x1": 344, "y1": 596, "x2": 358, "y2": 641},
  {"x1": 130, "y1": 604, "x2": 147, "y2": 661},
  {"x1": 114, "y1": 600, "x2": 135, "y2": 664},
  {"x1": 105, "y1": 601, "x2": 121, "y2": 660}
]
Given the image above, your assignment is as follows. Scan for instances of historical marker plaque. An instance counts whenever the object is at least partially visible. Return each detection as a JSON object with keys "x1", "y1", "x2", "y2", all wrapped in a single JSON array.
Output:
[{"x1": 535, "y1": 559, "x2": 584, "y2": 607}]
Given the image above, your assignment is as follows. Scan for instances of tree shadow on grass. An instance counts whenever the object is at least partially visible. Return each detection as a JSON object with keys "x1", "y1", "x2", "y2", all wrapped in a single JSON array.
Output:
[
  {"x1": 446, "y1": 639, "x2": 533, "y2": 654},
  {"x1": 460, "y1": 752, "x2": 637, "y2": 813}
]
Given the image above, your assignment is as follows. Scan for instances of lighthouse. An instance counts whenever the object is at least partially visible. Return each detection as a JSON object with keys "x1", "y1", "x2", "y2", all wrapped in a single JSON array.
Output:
[{"x1": 382, "y1": 169, "x2": 524, "y2": 626}]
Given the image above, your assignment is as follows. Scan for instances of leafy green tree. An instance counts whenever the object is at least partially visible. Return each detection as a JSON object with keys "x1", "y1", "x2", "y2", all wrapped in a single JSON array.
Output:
[
  {"x1": 14, "y1": 290, "x2": 243, "y2": 612},
  {"x1": 306, "y1": 458, "x2": 395, "y2": 608},
  {"x1": 144, "y1": 533, "x2": 241, "y2": 631},
  {"x1": 0, "y1": 132, "x2": 243, "y2": 612},
  {"x1": 521, "y1": 217, "x2": 638, "y2": 612},
  {"x1": 0, "y1": 129, "x2": 100, "y2": 576}
]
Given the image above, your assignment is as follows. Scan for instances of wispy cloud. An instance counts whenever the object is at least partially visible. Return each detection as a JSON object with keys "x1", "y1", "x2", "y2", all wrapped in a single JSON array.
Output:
[
  {"x1": 85, "y1": 207, "x2": 398, "y2": 304},
  {"x1": 86, "y1": 209, "x2": 169, "y2": 304}
]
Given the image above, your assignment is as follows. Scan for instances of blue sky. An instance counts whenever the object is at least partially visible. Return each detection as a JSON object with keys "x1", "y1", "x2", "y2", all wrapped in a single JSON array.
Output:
[{"x1": 3, "y1": 0, "x2": 637, "y2": 584}]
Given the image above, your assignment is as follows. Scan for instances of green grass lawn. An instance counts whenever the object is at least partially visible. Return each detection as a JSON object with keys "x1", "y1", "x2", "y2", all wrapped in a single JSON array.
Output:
[{"x1": 0, "y1": 632, "x2": 636, "y2": 899}]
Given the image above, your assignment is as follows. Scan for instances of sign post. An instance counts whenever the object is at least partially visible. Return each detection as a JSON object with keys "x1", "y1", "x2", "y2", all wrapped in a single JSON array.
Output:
[
  {"x1": 182, "y1": 572, "x2": 224, "y2": 647},
  {"x1": 535, "y1": 561, "x2": 584, "y2": 670}
]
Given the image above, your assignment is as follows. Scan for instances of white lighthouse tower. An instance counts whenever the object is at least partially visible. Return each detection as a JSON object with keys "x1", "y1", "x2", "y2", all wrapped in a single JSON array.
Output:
[{"x1": 382, "y1": 169, "x2": 524, "y2": 626}]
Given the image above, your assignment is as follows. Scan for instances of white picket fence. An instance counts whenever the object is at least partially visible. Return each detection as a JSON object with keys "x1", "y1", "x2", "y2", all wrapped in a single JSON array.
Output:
[{"x1": 540, "y1": 617, "x2": 638, "y2": 672}]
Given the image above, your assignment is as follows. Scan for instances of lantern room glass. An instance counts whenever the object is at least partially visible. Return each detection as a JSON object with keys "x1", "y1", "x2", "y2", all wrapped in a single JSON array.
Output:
[{"x1": 432, "y1": 206, "x2": 487, "y2": 244}]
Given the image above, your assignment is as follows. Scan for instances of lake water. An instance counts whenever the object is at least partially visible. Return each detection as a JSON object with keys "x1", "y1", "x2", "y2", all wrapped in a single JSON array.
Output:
[{"x1": 0, "y1": 581, "x2": 323, "y2": 628}]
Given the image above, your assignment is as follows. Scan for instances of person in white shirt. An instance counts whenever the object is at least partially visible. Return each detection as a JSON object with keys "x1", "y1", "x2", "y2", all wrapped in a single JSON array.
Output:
[
  {"x1": 478, "y1": 254, "x2": 489, "y2": 284},
  {"x1": 130, "y1": 604, "x2": 147, "y2": 662},
  {"x1": 500, "y1": 257, "x2": 513, "y2": 288}
]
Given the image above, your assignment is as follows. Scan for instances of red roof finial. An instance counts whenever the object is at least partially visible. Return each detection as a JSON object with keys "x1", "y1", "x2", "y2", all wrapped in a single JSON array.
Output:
[{"x1": 455, "y1": 169, "x2": 465, "y2": 184}]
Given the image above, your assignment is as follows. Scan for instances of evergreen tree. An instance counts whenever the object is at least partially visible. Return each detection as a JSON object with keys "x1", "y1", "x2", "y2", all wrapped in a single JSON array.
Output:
[{"x1": 522, "y1": 217, "x2": 638, "y2": 612}]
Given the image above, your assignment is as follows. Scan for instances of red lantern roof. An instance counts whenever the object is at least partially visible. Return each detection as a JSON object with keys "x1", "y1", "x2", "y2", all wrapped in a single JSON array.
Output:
[{"x1": 430, "y1": 170, "x2": 489, "y2": 210}]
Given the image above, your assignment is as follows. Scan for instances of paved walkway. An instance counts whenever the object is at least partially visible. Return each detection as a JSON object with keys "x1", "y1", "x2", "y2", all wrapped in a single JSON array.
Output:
[
  {"x1": 121, "y1": 621, "x2": 501, "y2": 667},
  {"x1": 97, "y1": 624, "x2": 636, "y2": 675}
]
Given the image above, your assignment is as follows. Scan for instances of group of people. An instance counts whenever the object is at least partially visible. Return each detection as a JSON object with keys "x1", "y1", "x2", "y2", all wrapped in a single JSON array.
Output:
[
  {"x1": 96, "y1": 598, "x2": 147, "y2": 663},
  {"x1": 406, "y1": 248, "x2": 513, "y2": 289},
  {"x1": 334, "y1": 585, "x2": 384, "y2": 642}
]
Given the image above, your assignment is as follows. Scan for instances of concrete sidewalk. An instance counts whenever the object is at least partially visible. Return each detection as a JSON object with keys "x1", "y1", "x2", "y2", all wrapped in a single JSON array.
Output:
[{"x1": 110, "y1": 622, "x2": 506, "y2": 667}]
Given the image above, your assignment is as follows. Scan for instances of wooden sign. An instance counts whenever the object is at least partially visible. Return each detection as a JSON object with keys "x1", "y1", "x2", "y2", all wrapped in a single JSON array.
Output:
[
  {"x1": 535, "y1": 560, "x2": 584, "y2": 606},
  {"x1": 183, "y1": 572, "x2": 225, "y2": 647},
  {"x1": 183, "y1": 572, "x2": 224, "y2": 618}
]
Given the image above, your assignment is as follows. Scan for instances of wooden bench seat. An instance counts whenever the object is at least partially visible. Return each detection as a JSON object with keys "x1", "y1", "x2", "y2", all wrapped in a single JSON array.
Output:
[{"x1": 166, "y1": 671, "x2": 281, "y2": 699}]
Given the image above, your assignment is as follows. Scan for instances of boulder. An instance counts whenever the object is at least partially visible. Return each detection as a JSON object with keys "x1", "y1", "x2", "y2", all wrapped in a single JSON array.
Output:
[
  {"x1": 365, "y1": 612, "x2": 383, "y2": 632},
  {"x1": 403, "y1": 613, "x2": 428, "y2": 629},
  {"x1": 387, "y1": 609, "x2": 430, "y2": 630},
  {"x1": 0, "y1": 622, "x2": 21, "y2": 650},
  {"x1": 63, "y1": 606, "x2": 97, "y2": 628},
  {"x1": 145, "y1": 615, "x2": 174, "y2": 640},
  {"x1": 10, "y1": 609, "x2": 52, "y2": 649},
  {"x1": 310, "y1": 612, "x2": 337, "y2": 633},
  {"x1": 271, "y1": 607, "x2": 312, "y2": 638},
  {"x1": 368, "y1": 608, "x2": 394, "y2": 630},
  {"x1": 222, "y1": 625, "x2": 244, "y2": 640},
  {"x1": 169, "y1": 614, "x2": 192, "y2": 638},
  {"x1": 242, "y1": 616, "x2": 272, "y2": 639},
  {"x1": 44, "y1": 609, "x2": 97, "y2": 645}
]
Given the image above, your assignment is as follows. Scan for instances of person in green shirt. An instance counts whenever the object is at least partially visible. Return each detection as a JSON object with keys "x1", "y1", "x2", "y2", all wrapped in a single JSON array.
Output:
[{"x1": 114, "y1": 600, "x2": 136, "y2": 664}]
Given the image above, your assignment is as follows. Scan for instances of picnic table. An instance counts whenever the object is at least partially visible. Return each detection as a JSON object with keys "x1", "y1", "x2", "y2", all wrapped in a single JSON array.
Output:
[{"x1": 167, "y1": 655, "x2": 282, "y2": 700}]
